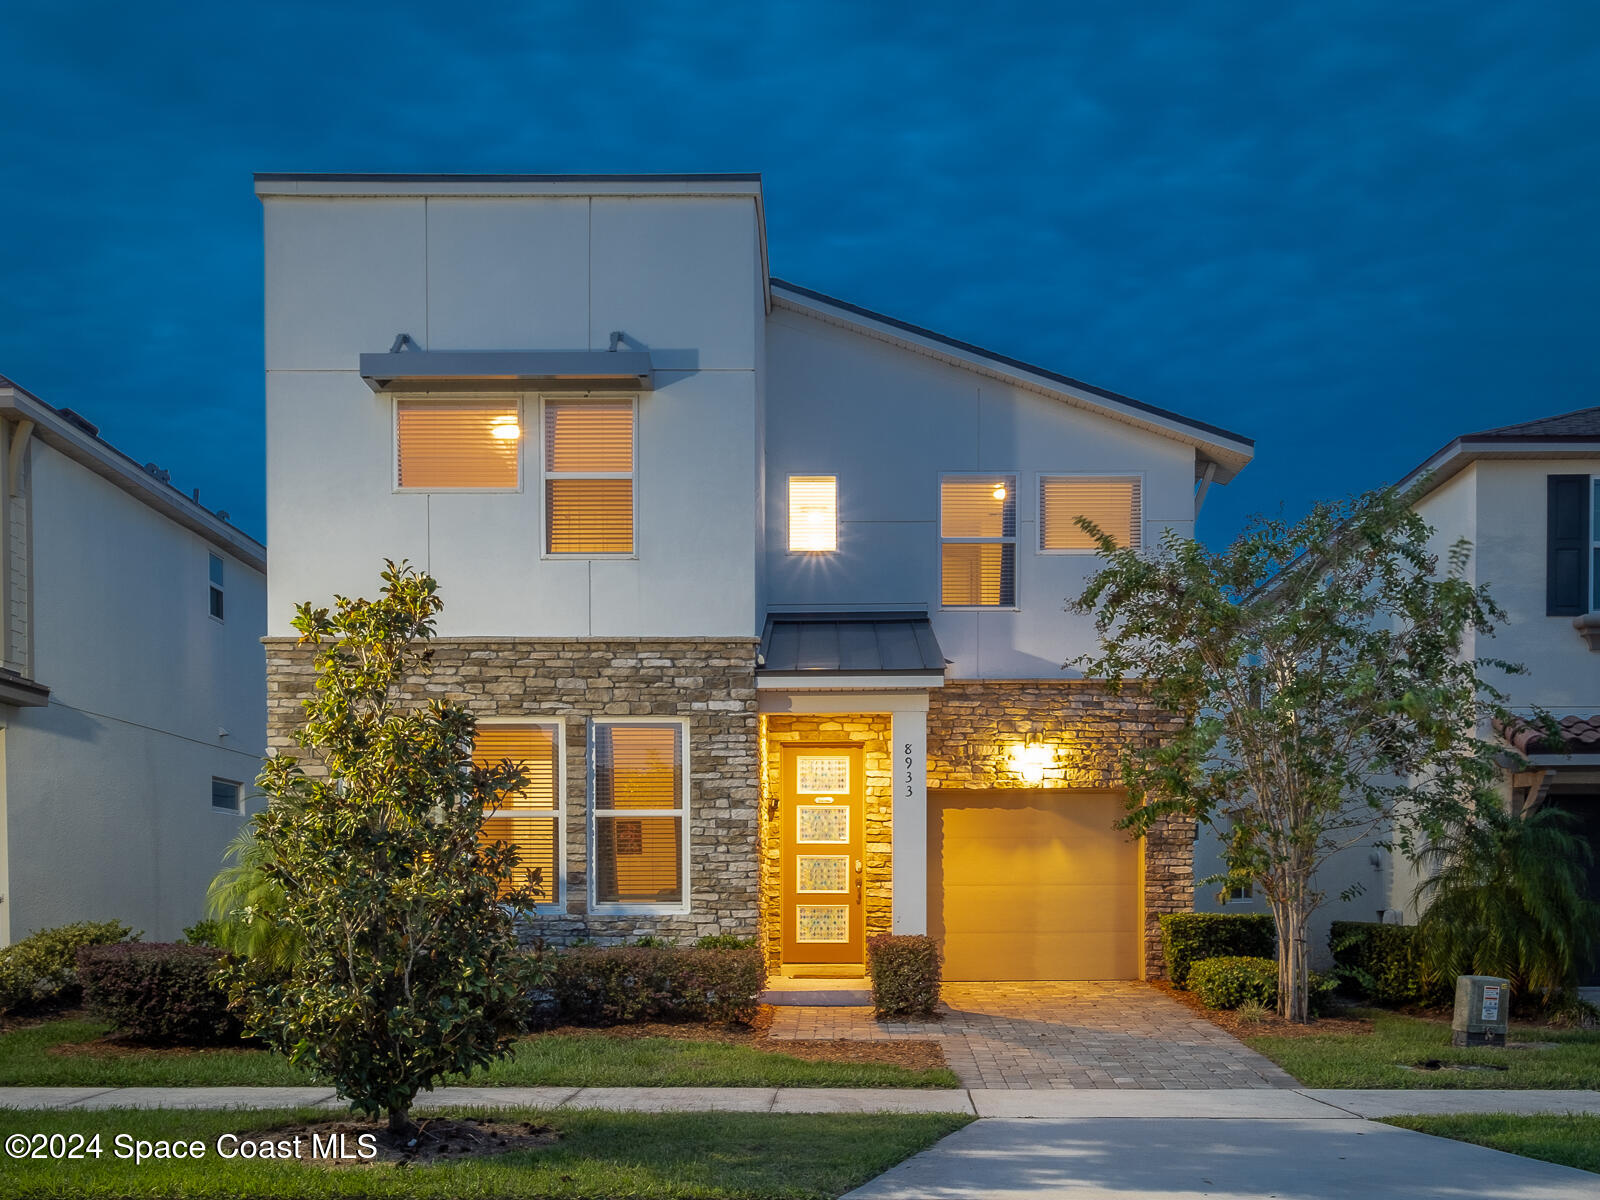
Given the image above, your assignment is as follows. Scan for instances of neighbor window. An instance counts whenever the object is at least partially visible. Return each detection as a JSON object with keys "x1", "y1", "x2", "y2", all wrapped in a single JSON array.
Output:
[
  {"x1": 590, "y1": 720, "x2": 687, "y2": 909},
  {"x1": 1592, "y1": 477, "x2": 1600, "y2": 611},
  {"x1": 1227, "y1": 882, "x2": 1254, "y2": 902},
  {"x1": 941, "y1": 475, "x2": 1016, "y2": 607},
  {"x1": 788, "y1": 476, "x2": 838, "y2": 552},
  {"x1": 1039, "y1": 475, "x2": 1142, "y2": 552},
  {"x1": 544, "y1": 400, "x2": 635, "y2": 554},
  {"x1": 474, "y1": 722, "x2": 562, "y2": 906},
  {"x1": 395, "y1": 400, "x2": 521, "y2": 489},
  {"x1": 207, "y1": 553, "x2": 225, "y2": 620},
  {"x1": 211, "y1": 777, "x2": 243, "y2": 814}
]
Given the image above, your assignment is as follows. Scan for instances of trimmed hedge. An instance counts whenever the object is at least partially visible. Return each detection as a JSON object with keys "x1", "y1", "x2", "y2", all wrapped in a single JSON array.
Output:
[
  {"x1": 547, "y1": 945, "x2": 763, "y2": 1026},
  {"x1": 0, "y1": 921, "x2": 134, "y2": 1013},
  {"x1": 1189, "y1": 954, "x2": 1340, "y2": 1015},
  {"x1": 1328, "y1": 921, "x2": 1440, "y2": 1007},
  {"x1": 866, "y1": 934, "x2": 942, "y2": 1019},
  {"x1": 77, "y1": 943, "x2": 241, "y2": 1045},
  {"x1": 1159, "y1": 913, "x2": 1276, "y2": 987}
]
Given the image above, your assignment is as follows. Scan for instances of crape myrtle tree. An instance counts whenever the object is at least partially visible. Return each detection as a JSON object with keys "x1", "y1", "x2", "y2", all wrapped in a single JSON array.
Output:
[
  {"x1": 227, "y1": 561, "x2": 537, "y2": 1134},
  {"x1": 1071, "y1": 484, "x2": 1530, "y2": 1022}
]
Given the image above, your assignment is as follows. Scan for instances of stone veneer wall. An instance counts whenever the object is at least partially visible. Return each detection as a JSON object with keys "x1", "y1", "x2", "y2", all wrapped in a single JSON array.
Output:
[
  {"x1": 264, "y1": 637, "x2": 761, "y2": 945},
  {"x1": 759, "y1": 714, "x2": 892, "y2": 973},
  {"x1": 926, "y1": 680, "x2": 1192, "y2": 978}
]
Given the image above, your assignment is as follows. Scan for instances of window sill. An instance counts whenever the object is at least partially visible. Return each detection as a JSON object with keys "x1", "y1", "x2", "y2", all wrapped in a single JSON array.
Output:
[
  {"x1": 588, "y1": 903, "x2": 691, "y2": 917},
  {"x1": 940, "y1": 606, "x2": 1022, "y2": 613},
  {"x1": 1573, "y1": 613, "x2": 1600, "y2": 651}
]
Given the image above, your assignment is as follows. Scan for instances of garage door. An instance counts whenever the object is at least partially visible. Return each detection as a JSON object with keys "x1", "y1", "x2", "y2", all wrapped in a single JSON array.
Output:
[{"x1": 930, "y1": 790, "x2": 1139, "y2": 981}]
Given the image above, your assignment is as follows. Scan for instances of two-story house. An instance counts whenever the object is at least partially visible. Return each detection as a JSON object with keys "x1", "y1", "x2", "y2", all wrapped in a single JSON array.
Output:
[
  {"x1": 1197, "y1": 406, "x2": 1600, "y2": 987},
  {"x1": 258, "y1": 173, "x2": 1254, "y2": 981},
  {"x1": 0, "y1": 375, "x2": 267, "y2": 944}
]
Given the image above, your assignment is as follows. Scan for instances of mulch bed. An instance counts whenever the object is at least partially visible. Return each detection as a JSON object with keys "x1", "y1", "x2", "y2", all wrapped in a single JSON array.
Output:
[
  {"x1": 1150, "y1": 979, "x2": 1373, "y2": 1039},
  {"x1": 230, "y1": 1117, "x2": 556, "y2": 1166}
]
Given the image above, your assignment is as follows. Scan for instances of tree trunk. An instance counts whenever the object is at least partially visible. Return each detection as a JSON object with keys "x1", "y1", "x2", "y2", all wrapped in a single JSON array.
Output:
[
  {"x1": 1274, "y1": 899, "x2": 1312, "y2": 1023},
  {"x1": 386, "y1": 1106, "x2": 414, "y2": 1138}
]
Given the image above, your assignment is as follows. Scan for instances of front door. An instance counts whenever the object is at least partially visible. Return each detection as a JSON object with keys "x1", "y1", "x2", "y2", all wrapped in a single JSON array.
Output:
[{"x1": 780, "y1": 745, "x2": 865, "y2": 967}]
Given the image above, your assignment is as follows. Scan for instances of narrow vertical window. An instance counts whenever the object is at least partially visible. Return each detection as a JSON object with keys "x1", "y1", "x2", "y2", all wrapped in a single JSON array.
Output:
[
  {"x1": 788, "y1": 476, "x2": 838, "y2": 552},
  {"x1": 1592, "y1": 478, "x2": 1600, "y2": 612},
  {"x1": 395, "y1": 400, "x2": 521, "y2": 489},
  {"x1": 211, "y1": 777, "x2": 243, "y2": 814},
  {"x1": 940, "y1": 475, "x2": 1016, "y2": 607},
  {"x1": 591, "y1": 721, "x2": 687, "y2": 909},
  {"x1": 208, "y1": 553, "x2": 225, "y2": 621},
  {"x1": 474, "y1": 723, "x2": 562, "y2": 906},
  {"x1": 544, "y1": 401, "x2": 635, "y2": 554},
  {"x1": 1039, "y1": 475, "x2": 1142, "y2": 552}
]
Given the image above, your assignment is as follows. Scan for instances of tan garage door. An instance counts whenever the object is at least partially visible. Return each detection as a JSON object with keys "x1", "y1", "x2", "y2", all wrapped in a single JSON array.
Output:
[{"x1": 930, "y1": 790, "x2": 1139, "y2": 981}]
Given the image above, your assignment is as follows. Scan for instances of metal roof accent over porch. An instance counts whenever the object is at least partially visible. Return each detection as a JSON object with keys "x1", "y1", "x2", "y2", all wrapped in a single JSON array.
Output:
[{"x1": 758, "y1": 611, "x2": 946, "y2": 680}]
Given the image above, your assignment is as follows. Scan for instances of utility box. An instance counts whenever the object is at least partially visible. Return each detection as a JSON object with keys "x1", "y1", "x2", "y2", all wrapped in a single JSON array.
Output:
[{"x1": 1451, "y1": 975, "x2": 1509, "y2": 1047}]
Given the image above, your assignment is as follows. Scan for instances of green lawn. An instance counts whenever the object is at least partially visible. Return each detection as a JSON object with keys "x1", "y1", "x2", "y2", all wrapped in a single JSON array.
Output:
[
  {"x1": 0, "y1": 1107, "x2": 970, "y2": 1198},
  {"x1": 1247, "y1": 1010, "x2": 1600, "y2": 1088},
  {"x1": 0, "y1": 1020, "x2": 957, "y2": 1089},
  {"x1": 1381, "y1": 1114, "x2": 1600, "y2": 1175}
]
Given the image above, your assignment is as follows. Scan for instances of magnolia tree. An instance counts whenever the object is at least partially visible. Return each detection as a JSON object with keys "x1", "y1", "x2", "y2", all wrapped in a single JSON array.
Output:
[
  {"x1": 1071, "y1": 485, "x2": 1528, "y2": 1022},
  {"x1": 228, "y1": 561, "x2": 538, "y2": 1133}
]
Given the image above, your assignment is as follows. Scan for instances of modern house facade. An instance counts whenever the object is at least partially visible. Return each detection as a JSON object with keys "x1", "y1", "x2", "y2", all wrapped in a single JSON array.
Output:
[
  {"x1": 0, "y1": 376, "x2": 267, "y2": 945},
  {"x1": 258, "y1": 173, "x2": 1254, "y2": 980},
  {"x1": 1197, "y1": 406, "x2": 1600, "y2": 984}
]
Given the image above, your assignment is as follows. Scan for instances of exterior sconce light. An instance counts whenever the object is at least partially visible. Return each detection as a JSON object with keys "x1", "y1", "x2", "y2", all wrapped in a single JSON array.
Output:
[{"x1": 1009, "y1": 743, "x2": 1053, "y2": 784}]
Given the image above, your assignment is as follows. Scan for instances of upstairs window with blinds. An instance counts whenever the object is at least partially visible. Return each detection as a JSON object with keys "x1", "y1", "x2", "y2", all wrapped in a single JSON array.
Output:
[
  {"x1": 1039, "y1": 475, "x2": 1142, "y2": 552},
  {"x1": 591, "y1": 721, "x2": 687, "y2": 909},
  {"x1": 788, "y1": 476, "x2": 838, "y2": 552},
  {"x1": 545, "y1": 400, "x2": 635, "y2": 555},
  {"x1": 474, "y1": 722, "x2": 562, "y2": 906},
  {"x1": 395, "y1": 400, "x2": 521, "y2": 489},
  {"x1": 941, "y1": 475, "x2": 1016, "y2": 607}
]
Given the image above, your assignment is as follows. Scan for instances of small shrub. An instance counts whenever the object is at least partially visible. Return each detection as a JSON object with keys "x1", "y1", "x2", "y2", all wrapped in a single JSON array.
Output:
[
  {"x1": 631, "y1": 935, "x2": 675, "y2": 948},
  {"x1": 1159, "y1": 913, "x2": 1276, "y2": 988},
  {"x1": 866, "y1": 934, "x2": 941, "y2": 1019},
  {"x1": 1235, "y1": 1000, "x2": 1271, "y2": 1024},
  {"x1": 77, "y1": 943, "x2": 240, "y2": 1045},
  {"x1": 1190, "y1": 956, "x2": 1278, "y2": 1010},
  {"x1": 1328, "y1": 921, "x2": 1440, "y2": 1007},
  {"x1": 0, "y1": 921, "x2": 134, "y2": 1013},
  {"x1": 694, "y1": 934, "x2": 756, "y2": 950},
  {"x1": 182, "y1": 920, "x2": 225, "y2": 948},
  {"x1": 550, "y1": 945, "x2": 763, "y2": 1026}
]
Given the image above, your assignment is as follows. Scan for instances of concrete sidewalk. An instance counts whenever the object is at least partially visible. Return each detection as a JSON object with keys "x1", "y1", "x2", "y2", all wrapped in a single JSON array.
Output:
[{"x1": 1, "y1": 1085, "x2": 1597, "y2": 1117}]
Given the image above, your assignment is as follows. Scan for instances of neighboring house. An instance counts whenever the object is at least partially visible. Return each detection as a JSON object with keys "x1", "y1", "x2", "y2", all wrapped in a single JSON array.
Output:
[
  {"x1": 257, "y1": 172, "x2": 1254, "y2": 982},
  {"x1": 0, "y1": 375, "x2": 267, "y2": 945},
  {"x1": 1197, "y1": 406, "x2": 1600, "y2": 984}
]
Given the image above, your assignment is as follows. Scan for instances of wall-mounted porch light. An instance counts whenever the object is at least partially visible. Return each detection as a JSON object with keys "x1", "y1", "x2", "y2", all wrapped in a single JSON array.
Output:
[{"x1": 1009, "y1": 742, "x2": 1054, "y2": 784}]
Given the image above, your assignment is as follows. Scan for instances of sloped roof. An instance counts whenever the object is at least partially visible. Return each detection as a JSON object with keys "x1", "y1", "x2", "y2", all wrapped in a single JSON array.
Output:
[
  {"x1": 759, "y1": 612, "x2": 945, "y2": 676},
  {"x1": 1401, "y1": 404, "x2": 1600, "y2": 498},
  {"x1": 1463, "y1": 406, "x2": 1600, "y2": 441},
  {"x1": 1498, "y1": 714, "x2": 1600, "y2": 757}
]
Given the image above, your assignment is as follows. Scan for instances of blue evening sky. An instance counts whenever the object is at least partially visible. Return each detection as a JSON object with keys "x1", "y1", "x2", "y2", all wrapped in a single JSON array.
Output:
[{"x1": 1, "y1": 2, "x2": 1595, "y2": 545}]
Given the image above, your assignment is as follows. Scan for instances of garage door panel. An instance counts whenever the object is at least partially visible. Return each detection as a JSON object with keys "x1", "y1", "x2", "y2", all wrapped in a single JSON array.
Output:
[{"x1": 931, "y1": 789, "x2": 1139, "y2": 981}]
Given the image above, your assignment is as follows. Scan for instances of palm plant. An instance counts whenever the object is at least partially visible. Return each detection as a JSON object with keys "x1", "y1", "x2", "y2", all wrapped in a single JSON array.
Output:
[
  {"x1": 206, "y1": 823, "x2": 303, "y2": 971},
  {"x1": 1414, "y1": 802, "x2": 1600, "y2": 1001}
]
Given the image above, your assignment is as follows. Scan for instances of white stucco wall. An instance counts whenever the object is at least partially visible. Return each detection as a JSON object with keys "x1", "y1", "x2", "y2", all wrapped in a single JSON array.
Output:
[
  {"x1": 263, "y1": 194, "x2": 764, "y2": 637},
  {"x1": 762, "y1": 306, "x2": 1200, "y2": 678},
  {"x1": 2, "y1": 442, "x2": 267, "y2": 943}
]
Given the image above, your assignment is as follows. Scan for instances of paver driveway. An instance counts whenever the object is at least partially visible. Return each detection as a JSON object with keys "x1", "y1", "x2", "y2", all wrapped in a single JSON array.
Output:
[{"x1": 767, "y1": 981, "x2": 1296, "y2": 1089}]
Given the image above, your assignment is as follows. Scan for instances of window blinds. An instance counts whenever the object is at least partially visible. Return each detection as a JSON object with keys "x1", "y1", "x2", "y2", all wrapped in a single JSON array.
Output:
[
  {"x1": 941, "y1": 476, "x2": 1017, "y2": 606},
  {"x1": 594, "y1": 724, "x2": 682, "y2": 810},
  {"x1": 1040, "y1": 476, "x2": 1141, "y2": 550},
  {"x1": 940, "y1": 477, "x2": 1016, "y2": 538},
  {"x1": 396, "y1": 402, "x2": 520, "y2": 489},
  {"x1": 788, "y1": 476, "x2": 838, "y2": 551},
  {"x1": 545, "y1": 401, "x2": 634, "y2": 553},
  {"x1": 941, "y1": 543, "x2": 1016, "y2": 607},
  {"x1": 593, "y1": 723, "x2": 684, "y2": 906},
  {"x1": 473, "y1": 724, "x2": 559, "y2": 903}
]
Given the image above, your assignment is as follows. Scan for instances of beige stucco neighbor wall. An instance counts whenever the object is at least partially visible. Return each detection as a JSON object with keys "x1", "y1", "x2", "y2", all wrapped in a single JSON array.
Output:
[
  {"x1": 265, "y1": 637, "x2": 761, "y2": 945},
  {"x1": 760, "y1": 714, "x2": 893, "y2": 972},
  {"x1": 925, "y1": 680, "x2": 1191, "y2": 978}
]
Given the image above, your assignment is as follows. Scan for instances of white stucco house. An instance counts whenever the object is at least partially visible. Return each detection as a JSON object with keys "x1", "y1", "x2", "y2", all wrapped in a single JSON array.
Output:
[
  {"x1": 0, "y1": 375, "x2": 267, "y2": 945},
  {"x1": 1198, "y1": 406, "x2": 1600, "y2": 984},
  {"x1": 257, "y1": 172, "x2": 1255, "y2": 981}
]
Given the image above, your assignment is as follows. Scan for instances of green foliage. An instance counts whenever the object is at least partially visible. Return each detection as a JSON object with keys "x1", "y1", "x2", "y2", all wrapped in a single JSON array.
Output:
[
  {"x1": 694, "y1": 934, "x2": 756, "y2": 950},
  {"x1": 1190, "y1": 955, "x2": 1338, "y2": 1014},
  {"x1": 1415, "y1": 804, "x2": 1600, "y2": 1000},
  {"x1": 1159, "y1": 913, "x2": 1276, "y2": 987},
  {"x1": 181, "y1": 920, "x2": 223, "y2": 948},
  {"x1": 77, "y1": 943, "x2": 240, "y2": 1045},
  {"x1": 0, "y1": 921, "x2": 134, "y2": 1013},
  {"x1": 1328, "y1": 921, "x2": 1441, "y2": 1007},
  {"x1": 548, "y1": 945, "x2": 764, "y2": 1026},
  {"x1": 866, "y1": 934, "x2": 942, "y2": 1019},
  {"x1": 226, "y1": 561, "x2": 532, "y2": 1131},
  {"x1": 1071, "y1": 482, "x2": 1536, "y2": 1021},
  {"x1": 631, "y1": 935, "x2": 676, "y2": 948},
  {"x1": 204, "y1": 826, "x2": 301, "y2": 971}
]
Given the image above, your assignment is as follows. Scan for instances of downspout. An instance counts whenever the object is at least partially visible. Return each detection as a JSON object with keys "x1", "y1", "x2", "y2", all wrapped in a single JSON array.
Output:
[
  {"x1": 7, "y1": 420, "x2": 32, "y2": 497},
  {"x1": 1193, "y1": 460, "x2": 1218, "y2": 518}
]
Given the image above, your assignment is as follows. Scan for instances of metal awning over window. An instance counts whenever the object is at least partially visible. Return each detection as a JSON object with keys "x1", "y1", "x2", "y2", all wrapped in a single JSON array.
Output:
[
  {"x1": 759, "y1": 611, "x2": 946, "y2": 683},
  {"x1": 360, "y1": 346, "x2": 654, "y2": 393}
]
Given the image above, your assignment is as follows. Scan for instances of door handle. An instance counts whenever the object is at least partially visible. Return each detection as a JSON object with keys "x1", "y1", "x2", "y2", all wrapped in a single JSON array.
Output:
[{"x1": 855, "y1": 859, "x2": 862, "y2": 901}]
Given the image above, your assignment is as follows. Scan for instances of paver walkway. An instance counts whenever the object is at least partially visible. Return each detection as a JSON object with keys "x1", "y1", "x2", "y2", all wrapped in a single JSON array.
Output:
[{"x1": 766, "y1": 981, "x2": 1297, "y2": 1089}]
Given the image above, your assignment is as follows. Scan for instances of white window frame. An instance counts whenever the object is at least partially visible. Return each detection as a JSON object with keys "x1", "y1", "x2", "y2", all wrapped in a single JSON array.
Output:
[
  {"x1": 1036, "y1": 472, "x2": 1146, "y2": 555},
  {"x1": 939, "y1": 471, "x2": 1019, "y2": 611},
  {"x1": 477, "y1": 717, "x2": 566, "y2": 912},
  {"x1": 210, "y1": 777, "x2": 244, "y2": 815},
  {"x1": 587, "y1": 715, "x2": 691, "y2": 916},
  {"x1": 1225, "y1": 882, "x2": 1255, "y2": 904},
  {"x1": 1590, "y1": 475, "x2": 1600, "y2": 614},
  {"x1": 207, "y1": 552, "x2": 225, "y2": 623},
  {"x1": 539, "y1": 394, "x2": 639, "y2": 560},
  {"x1": 391, "y1": 394, "x2": 526, "y2": 494},
  {"x1": 786, "y1": 474, "x2": 839, "y2": 554}
]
